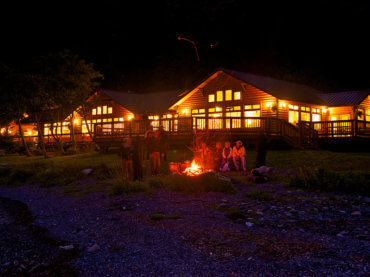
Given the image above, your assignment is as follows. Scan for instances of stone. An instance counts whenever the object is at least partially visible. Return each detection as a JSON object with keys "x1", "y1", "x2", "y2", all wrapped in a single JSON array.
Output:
[
  {"x1": 351, "y1": 211, "x2": 361, "y2": 216},
  {"x1": 82, "y1": 168, "x2": 93, "y2": 175},
  {"x1": 87, "y1": 244, "x2": 100, "y2": 253},
  {"x1": 59, "y1": 245, "x2": 74, "y2": 250},
  {"x1": 245, "y1": 222, "x2": 254, "y2": 227}
]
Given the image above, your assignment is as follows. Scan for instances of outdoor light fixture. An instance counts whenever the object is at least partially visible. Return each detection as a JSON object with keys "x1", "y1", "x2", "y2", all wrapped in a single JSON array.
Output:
[{"x1": 127, "y1": 115, "x2": 134, "y2": 120}]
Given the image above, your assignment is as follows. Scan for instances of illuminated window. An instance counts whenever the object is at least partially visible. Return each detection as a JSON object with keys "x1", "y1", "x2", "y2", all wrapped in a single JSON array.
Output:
[
  {"x1": 289, "y1": 111, "x2": 299, "y2": 125},
  {"x1": 234, "y1": 91, "x2": 241, "y2": 100},
  {"x1": 97, "y1": 119, "x2": 101, "y2": 123},
  {"x1": 103, "y1": 106, "x2": 107, "y2": 114},
  {"x1": 92, "y1": 109, "x2": 96, "y2": 115},
  {"x1": 119, "y1": 117, "x2": 124, "y2": 122},
  {"x1": 312, "y1": 113, "x2": 321, "y2": 122},
  {"x1": 92, "y1": 120, "x2": 97, "y2": 123},
  {"x1": 216, "y1": 91, "x2": 223, "y2": 102},
  {"x1": 192, "y1": 109, "x2": 206, "y2": 130},
  {"x1": 312, "y1": 108, "x2": 321, "y2": 113},
  {"x1": 225, "y1": 90, "x2": 232, "y2": 101},
  {"x1": 301, "y1": 106, "x2": 310, "y2": 112},
  {"x1": 279, "y1": 101, "x2": 286, "y2": 108},
  {"x1": 208, "y1": 94, "x2": 215, "y2": 102},
  {"x1": 357, "y1": 109, "x2": 364, "y2": 120},
  {"x1": 301, "y1": 112, "x2": 310, "y2": 121},
  {"x1": 108, "y1": 107, "x2": 113, "y2": 114},
  {"x1": 103, "y1": 118, "x2": 107, "y2": 122},
  {"x1": 226, "y1": 106, "x2": 241, "y2": 128},
  {"x1": 181, "y1": 109, "x2": 190, "y2": 116},
  {"x1": 97, "y1": 107, "x2": 102, "y2": 115},
  {"x1": 289, "y1": 105, "x2": 299, "y2": 110},
  {"x1": 107, "y1": 118, "x2": 112, "y2": 122}
]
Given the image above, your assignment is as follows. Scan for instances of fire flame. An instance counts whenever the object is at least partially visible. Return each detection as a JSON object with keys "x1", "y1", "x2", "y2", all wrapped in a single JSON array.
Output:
[{"x1": 183, "y1": 160, "x2": 203, "y2": 176}]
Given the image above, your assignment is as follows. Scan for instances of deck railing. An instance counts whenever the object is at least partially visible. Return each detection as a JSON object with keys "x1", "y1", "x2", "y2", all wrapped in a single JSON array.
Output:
[{"x1": 312, "y1": 120, "x2": 370, "y2": 138}]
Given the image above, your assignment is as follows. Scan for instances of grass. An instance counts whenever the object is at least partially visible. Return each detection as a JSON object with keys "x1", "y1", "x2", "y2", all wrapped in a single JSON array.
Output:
[
  {"x1": 247, "y1": 188, "x2": 274, "y2": 201},
  {"x1": 148, "y1": 213, "x2": 182, "y2": 221},
  {"x1": 1, "y1": 149, "x2": 369, "y2": 196},
  {"x1": 289, "y1": 166, "x2": 370, "y2": 195}
]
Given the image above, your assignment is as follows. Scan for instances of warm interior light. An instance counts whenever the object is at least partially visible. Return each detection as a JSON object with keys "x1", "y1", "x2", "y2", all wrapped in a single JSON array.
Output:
[
  {"x1": 1, "y1": 128, "x2": 6, "y2": 134},
  {"x1": 279, "y1": 101, "x2": 286, "y2": 108},
  {"x1": 73, "y1": 119, "x2": 80, "y2": 125},
  {"x1": 153, "y1": 116, "x2": 159, "y2": 120},
  {"x1": 167, "y1": 114, "x2": 172, "y2": 118},
  {"x1": 215, "y1": 107, "x2": 222, "y2": 112},
  {"x1": 265, "y1": 102, "x2": 272, "y2": 108},
  {"x1": 27, "y1": 130, "x2": 32, "y2": 136},
  {"x1": 322, "y1": 108, "x2": 328, "y2": 113},
  {"x1": 181, "y1": 109, "x2": 189, "y2": 115},
  {"x1": 127, "y1": 115, "x2": 134, "y2": 120}
]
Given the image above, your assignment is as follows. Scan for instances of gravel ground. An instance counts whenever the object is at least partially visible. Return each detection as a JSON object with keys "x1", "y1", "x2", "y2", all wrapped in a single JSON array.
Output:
[{"x1": 0, "y1": 182, "x2": 369, "y2": 276}]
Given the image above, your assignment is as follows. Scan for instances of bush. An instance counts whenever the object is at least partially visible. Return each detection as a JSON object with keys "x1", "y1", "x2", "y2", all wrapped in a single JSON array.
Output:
[
  {"x1": 0, "y1": 167, "x2": 34, "y2": 186},
  {"x1": 290, "y1": 167, "x2": 370, "y2": 195}
]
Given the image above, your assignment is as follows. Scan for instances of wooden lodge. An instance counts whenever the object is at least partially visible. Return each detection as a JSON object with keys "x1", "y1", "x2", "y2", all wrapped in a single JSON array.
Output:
[{"x1": 5, "y1": 68, "x2": 369, "y2": 149}]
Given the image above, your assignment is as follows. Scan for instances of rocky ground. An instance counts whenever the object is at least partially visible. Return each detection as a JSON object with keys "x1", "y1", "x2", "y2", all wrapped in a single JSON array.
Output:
[{"x1": 0, "y1": 181, "x2": 369, "y2": 276}]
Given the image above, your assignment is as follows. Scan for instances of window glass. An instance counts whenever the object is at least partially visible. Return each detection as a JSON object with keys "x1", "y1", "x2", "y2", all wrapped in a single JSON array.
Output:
[
  {"x1": 234, "y1": 91, "x2": 241, "y2": 100},
  {"x1": 208, "y1": 94, "x2": 215, "y2": 102},
  {"x1": 225, "y1": 90, "x2": 232, "y2": 101},
  {"x1": 108, "y1": 107, "x2": 113, "y2": 114},
  {"x1": 216, "y1": 91, "x2": 223, "y2": 102},
  {"x1": 92, "y1": 109, "x2": 96, "y2": 115},
  {"x1": 103, "y1": 106, "x2": 107, "y2": 114},
  {"x1": 97, "y1": 107, "x2": 102, "y2": 115}
]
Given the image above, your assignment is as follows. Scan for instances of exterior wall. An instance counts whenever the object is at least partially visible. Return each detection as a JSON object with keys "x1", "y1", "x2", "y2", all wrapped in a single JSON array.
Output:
[
  {"x1": 175, "y1": 71, "x2": 277, "y2": 117},
  {"x1": 358, "y1": 95, "x2": 370, "y2": 121},
  {"x1": 278, "y1": 100, "x2": 329, "y2": 122},
  {"x1": 328, "y1": 106, "x2": 354, "y2": 120}
]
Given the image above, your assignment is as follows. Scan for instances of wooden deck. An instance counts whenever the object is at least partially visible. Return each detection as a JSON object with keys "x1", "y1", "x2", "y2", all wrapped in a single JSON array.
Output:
[{"x1": 14, "y1": 118, "x2": 370, "y2": 150}]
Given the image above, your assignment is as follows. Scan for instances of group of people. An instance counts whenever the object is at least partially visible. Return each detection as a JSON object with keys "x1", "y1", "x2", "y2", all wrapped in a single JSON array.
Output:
[
  {"x1": 196, "y1": 140, "x2": 247, "y2": 172},
  {"x1": 120, "y1": 126, "x2": 168, "y2": 180}
]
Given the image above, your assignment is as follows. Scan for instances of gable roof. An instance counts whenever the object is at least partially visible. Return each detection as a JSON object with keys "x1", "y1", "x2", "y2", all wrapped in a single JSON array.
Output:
[
  {"x1": 100, "y1": 89, "x2": 185, "y2": 114},
  {"x1": 222, "y1": 68, "x2": 325, "y2": 105},
  {"x1": 318, "y1": 90, "x2": 369, "y2": 106}
]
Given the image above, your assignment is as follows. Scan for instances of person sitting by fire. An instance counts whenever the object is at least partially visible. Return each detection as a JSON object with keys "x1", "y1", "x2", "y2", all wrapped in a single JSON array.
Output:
[
  {"x1": 220, "y1": 141, "x2": 233, "y2": 171},
  {"x1": 213, "y1": 142, "x2": 223, "y2": 170},
  {"x1": 233, "y1": 140, "x2": 246, "y2": 171}
]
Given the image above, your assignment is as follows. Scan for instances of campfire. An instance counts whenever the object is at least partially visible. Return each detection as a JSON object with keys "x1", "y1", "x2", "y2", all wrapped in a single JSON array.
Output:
[
  {"x1": 168, "y1": 160, "x2": 207, "y2": 176},
  {"x1": 183, "y1": 160, "x2": 203, "y2": 176}
]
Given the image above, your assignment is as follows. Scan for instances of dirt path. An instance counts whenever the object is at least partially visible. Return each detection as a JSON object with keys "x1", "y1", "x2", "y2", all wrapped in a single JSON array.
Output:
[{"x1": 0, "y1": 183, "x2": 369, "y2": 276}]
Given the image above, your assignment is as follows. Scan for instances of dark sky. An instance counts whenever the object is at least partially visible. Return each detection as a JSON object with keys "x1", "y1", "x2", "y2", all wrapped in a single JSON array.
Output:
[{"x1": 1, "y1": 1, "x2": 369, "y2": 92}]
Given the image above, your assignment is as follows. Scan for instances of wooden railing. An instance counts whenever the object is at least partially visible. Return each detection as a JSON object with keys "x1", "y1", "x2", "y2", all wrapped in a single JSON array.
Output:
[{"x1": 312, "y1": 120, "x2": 370, "y2": 138}]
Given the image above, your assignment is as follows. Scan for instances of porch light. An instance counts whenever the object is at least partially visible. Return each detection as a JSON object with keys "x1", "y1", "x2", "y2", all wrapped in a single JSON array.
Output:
[
  {"x1": 1, "y1": 128, "x2": 6, "y2": 134},
  {"x1": 127, "y1": 115, "x2": 134, "y2": 121},
  {"x1": 27, "y1": 130, "x2": 32, "y2": 136}
]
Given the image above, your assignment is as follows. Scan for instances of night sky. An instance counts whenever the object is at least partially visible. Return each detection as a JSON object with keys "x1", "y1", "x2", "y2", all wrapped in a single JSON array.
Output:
[{"x1": 1, "y1": 1, "x2": 369, "y2": 93}]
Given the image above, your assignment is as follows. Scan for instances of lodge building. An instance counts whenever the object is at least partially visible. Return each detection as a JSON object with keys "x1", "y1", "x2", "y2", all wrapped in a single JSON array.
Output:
[{"x1": 4, "y1": 68, "x2": 369, "y2": 149}]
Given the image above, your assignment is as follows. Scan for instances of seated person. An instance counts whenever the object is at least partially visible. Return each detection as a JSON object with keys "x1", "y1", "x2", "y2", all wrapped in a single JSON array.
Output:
[
  {"x1": 213, "y1": 142, "x2": 223, "y2": 170},
  {"x1": 220, "y1": 141, "x2": 233, "y2": 171},
  {"x1": 233, "y1": 140, "x2": 246, "y2": 171}
]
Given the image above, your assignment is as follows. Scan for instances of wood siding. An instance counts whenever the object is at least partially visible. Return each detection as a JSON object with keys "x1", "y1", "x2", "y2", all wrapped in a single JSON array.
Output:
[{"x1": 328, "y1": 106, "x2": 354, "y2": 120}]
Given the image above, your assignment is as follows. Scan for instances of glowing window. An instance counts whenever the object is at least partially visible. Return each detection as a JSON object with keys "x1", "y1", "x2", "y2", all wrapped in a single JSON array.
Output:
[
  {"x1": 97, "y1": 119, "x2": 101, "y2": 123},
  {"x1": 234, "y1": 91, "x2": 241, "y2": 100},
  {"x1": 92, "y1": 109, "x2": 96, "y2": 115},
  {"x1": 301, "y1": 112, "x2": 310, "y2": 121},
  {"x1": 225, "y1": 90, "x2": 232, "y2": 101},
  {"x1": 92, "y1": 120, "x2": 96, "y2": 123},
  {"x1": 103, "y1": 106, "x2": 107, "y2": 114},
  {"x1": 208, "y1": 94, "x2": 215, "y2": 102},
  {"x1": 119, "y1": 117, "x2": 124, "y2": 122},
  {"x1": 108, "y1": 107, "x2": 113, "y2": 114},
  {"x1": 107, "y1": 118, "x2": 112, "y2": 122},
  {"x1": 216, "y1": 91, "x2": 223, "y2": 102},
  {"x1": 97, "y1": 107, "x2": 102, "y2": 115}
]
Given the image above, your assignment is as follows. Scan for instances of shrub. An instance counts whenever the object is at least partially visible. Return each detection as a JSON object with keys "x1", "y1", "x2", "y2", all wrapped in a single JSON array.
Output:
[
  {"x1": 0, "y1": 167, "x2": 33, "y2": 186},
  {"x1": 247, "y1": 189, "x2": 274, "y2": 201},
  {"x1": 290, "y1": 167, "x2": 370, "y2": 195}
]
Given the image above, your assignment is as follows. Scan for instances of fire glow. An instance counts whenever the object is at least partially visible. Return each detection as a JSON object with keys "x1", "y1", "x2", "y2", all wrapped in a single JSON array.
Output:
[{"x1": 183, "y1": 160, "x2": 203, "y2": 176}]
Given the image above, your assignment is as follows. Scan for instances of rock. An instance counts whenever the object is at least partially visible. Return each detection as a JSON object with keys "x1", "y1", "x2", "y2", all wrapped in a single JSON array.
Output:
[
  {"x1": 87, "y1": 244, "x2": 100, "y2": 253},
  {"x1": 82, "y1": 168, "x2": 93, "y2": 175},
  {"x1": 256, "y1": 210, "x2": 264, "y2": 216},
  {"x1": 351, "y1": 211, "x2": 361, "y2": 216},
  {"x1": 245, "y1": 222, "x2": 254, "y2": 227},
  {"x1": 59, "y1": 245, "x2": 74, "y2": 250}
]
